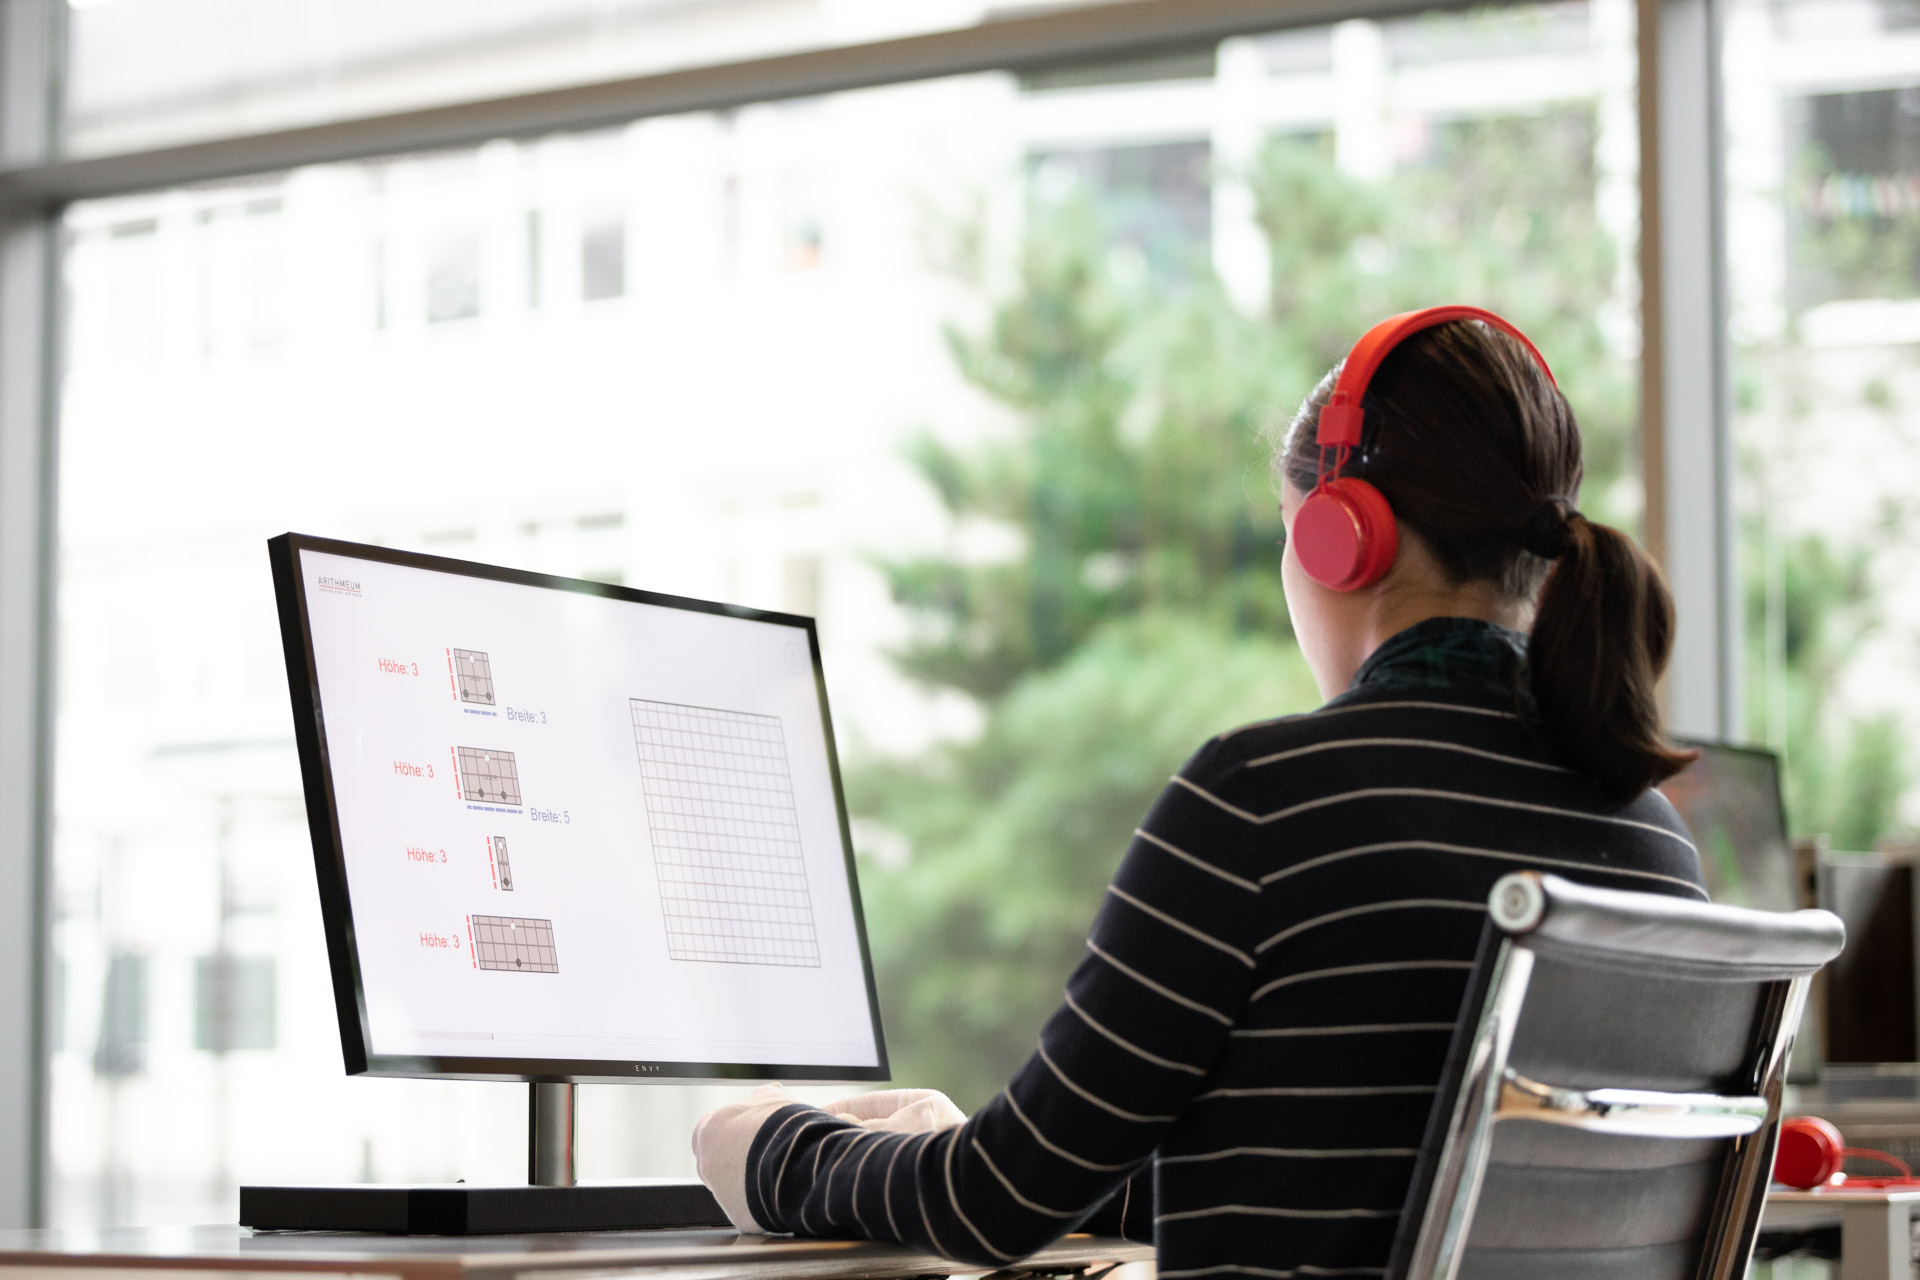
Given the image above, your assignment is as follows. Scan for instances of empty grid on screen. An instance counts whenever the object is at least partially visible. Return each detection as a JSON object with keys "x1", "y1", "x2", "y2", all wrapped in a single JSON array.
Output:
[
  {"x1": 456, "y1": 746, "x2": 521, "y2": 805},
  {"x1": 472, "y1": 915, "x2": 558, "y2": 973},
  {"x1": 630, "y1": 698, "x2": 820, "y2": 967},
  {"x1": 453, "y1": 648, "x2": 495, "y2": 704}
]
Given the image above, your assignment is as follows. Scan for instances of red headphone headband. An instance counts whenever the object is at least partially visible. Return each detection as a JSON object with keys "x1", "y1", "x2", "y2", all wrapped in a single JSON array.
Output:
[
  {"x1": 1291, "y1": 305, "x2": 1559, "y2": 593},
  {"x1": 1316, "y1": 305, "x2": 1558, "y2": 450}
]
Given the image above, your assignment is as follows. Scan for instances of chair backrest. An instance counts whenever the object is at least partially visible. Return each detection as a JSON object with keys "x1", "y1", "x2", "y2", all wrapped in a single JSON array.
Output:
[{"x1": 1386, "y1": 871, "x2": 1845, "y2": 1280}]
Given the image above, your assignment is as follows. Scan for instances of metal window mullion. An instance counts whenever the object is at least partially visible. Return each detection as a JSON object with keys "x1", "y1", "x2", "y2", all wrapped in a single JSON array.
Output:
[
  {"x1": 0, "y1": 0, "x2": 65, "y2": 1232},
  {"x1": 1639, "y1": 0, "x2": 1738, "y2": 740}
]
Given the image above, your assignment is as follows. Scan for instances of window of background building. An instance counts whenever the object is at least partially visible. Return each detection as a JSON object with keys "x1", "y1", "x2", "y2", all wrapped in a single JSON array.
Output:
[
  {"x1": 1725, "y1": 0, "x2": 1920, "y2": 860},
  {"x1": 525, "y1": 210, "x2": 544, "y2": 309},
  {"x1": 581, "y1": 211, "x2": 627, "y2": 302},
  {"x1": 192, "y1": 956, "x2": 276, "y2": 1054},
  {"x1": 50, "y1": 0, "x2": 1640, "y2": 1227},
  {"x1": 1029, "y1": 142, "x2": 1214, "y2": 278},
  {"x1": 427, "y1": 226, "x2": 482, "y2": 323}
]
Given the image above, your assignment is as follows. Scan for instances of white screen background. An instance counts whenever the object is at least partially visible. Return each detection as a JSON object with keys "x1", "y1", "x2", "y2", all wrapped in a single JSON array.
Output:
[{"x1": 299, "y1": 548, "x2": 881, "y2": 1070}]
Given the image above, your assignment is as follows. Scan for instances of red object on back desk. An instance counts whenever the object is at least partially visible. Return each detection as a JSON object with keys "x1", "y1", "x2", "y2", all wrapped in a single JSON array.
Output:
[{"x1": 1776, "y1": 1115, "x2": 1920, "y2": 1188}]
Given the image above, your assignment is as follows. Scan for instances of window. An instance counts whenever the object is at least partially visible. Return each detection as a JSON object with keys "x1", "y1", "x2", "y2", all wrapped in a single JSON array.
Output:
[
  {"x1": 781, "y1": 173, "x2": 824, "y2": 271},
  {"x1": 1726, "y1": 0, "x2": 1920, "y2": 853},
  {"x1": 581, "y1": 213, "x2": 626, "y2": 302},
  {"x1": 427, "y1": 226, "x2": 481, "y2": 323},
  {"x1": 783, "y1": 555, "x2": 822, "y2": 617},
  {"x1": 1029, "y1": 141, "x2": 1214, "y2": 278},
  {"x1": 46, "y1": 0, "x2": 1639, "y2": 1227},
  {"x1": 526, "y1": 210, "x2": 544, "y2": 309},
  {"x1": 90, "y1": 954, "x2": 147, "y2": 1079},
  {"x1": 192, "y1": 957, "x2": 276, "y2": 1053}
]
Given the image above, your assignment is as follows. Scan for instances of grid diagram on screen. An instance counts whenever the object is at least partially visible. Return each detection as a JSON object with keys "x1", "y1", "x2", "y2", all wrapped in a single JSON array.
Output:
[
  {"x1": 630, "y1": 699, "x2": 820, "y2": 966},
  {"x1": 453, "y1": 648, "x2": 495, "y2": 705},
  {"x1": 492, "y1": 836, "x2": 514, "y2": 891},
  {"x1": 457, "y1": 747, "x2": 521, "y2": 806},
  {"x1": 471, "y1": 915, "x2": 557, "y2": 973}
]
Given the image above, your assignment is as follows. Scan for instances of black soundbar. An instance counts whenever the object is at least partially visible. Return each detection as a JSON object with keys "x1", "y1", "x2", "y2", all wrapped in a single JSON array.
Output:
[{"x1": 240, "y1": 1180, "x2": 730, "y2": 1235}]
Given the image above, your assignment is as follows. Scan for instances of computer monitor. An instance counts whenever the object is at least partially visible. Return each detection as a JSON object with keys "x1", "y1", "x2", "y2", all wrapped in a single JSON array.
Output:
[
  {"x1": 1657, "y1": 739, "x2": 1798, "y2": 913},
  {"x1": 1816, "y1": 853, "x2": 1918, "y2": 1064},
  {"x1": 1662, "y1": 742, "x2": 1920, "y2": 1071},
  {"x1": 267, "y1": 533, "x2": 888, "y2": 1084}
]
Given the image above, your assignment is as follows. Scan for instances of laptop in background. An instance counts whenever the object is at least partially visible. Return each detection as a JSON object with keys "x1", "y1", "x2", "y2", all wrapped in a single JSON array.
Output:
[{"x1": 1659, "y1": 740, "x2": 1799, "y2": 913}]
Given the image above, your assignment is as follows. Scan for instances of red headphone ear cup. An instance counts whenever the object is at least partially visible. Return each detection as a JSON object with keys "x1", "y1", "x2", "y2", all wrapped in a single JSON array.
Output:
[
  {"x1": 1293, "y1": 478, "x2": 1399, "y2": 591},
  {"x1": 1775, "y1": 1117, "x2": 1846, "y2": 1189}
]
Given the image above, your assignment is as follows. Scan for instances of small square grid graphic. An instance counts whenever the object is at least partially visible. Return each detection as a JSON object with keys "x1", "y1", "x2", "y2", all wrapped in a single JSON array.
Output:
[
  {"x1": 453, "y1": 649, "x2": 495, "y2": 705},
  {"x1": 457, "y1": 746, "x2": 522, "y2": 806},
  {"x1": 472, "y1": 915, "x2": 557, "y2": 973},
  {"x1": 492, "y1": 835, "x2": 514, "y2": 891},
  {"x1": 630, "y1": 698, "x2": 820, "y2": 967}
]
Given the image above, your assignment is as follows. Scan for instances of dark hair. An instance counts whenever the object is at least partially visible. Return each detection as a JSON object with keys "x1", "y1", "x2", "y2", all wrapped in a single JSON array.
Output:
[{"x1": 1275, "y1": 319, "x2": 1696, "y2": 800}]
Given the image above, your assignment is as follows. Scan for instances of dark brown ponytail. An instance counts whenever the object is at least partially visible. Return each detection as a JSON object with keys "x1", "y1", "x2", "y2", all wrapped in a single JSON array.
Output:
[
  {"x1": 1275, "y1": 318, "x2": 1697, "y2": 800},
  {"x1": 1528, "y1": 514, "x2": 1697, "y2": 798}
]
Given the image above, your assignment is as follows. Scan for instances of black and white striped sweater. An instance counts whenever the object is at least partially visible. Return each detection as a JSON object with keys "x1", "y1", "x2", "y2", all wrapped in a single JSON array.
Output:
[{"x1": 745, "y1": 617, "x2": 1705, "y2": 1278}]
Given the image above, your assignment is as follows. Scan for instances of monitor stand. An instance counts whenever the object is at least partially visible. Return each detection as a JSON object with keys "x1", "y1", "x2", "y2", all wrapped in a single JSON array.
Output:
[{"x1": 239, "y1": 1083, "x2": 731, "y2": 1234}]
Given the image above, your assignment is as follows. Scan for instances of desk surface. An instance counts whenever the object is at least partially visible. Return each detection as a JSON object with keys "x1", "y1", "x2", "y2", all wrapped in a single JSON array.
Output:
[
  {"x1": 0, "y1": 1226, "x2": 1150, "y2": 1280},
  {"x1": 1769, "y1": 1188, "x2": 1920, "y2": 1204},
  {"x1": 1764, "y1": 1185, "x2": 1920, "y2": 1240}
]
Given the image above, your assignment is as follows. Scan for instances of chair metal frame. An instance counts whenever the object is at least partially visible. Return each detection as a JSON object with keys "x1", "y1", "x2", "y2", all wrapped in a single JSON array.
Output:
[{"x1": 1392, "y1": 871, "x2": 1834, "y2": 1280}]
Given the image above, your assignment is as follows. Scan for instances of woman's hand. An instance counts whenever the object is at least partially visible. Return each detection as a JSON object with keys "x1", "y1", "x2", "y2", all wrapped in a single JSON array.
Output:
[
  {"x1": 691, "y1": 1083, "x2": 796, "y2": 1233},
  {"x1": 821, "y1": 1088, "x2": 966, "y2": 1132},
  {"x1": 692, "y1": 1086, "x2": 967, "y2": 1234}
]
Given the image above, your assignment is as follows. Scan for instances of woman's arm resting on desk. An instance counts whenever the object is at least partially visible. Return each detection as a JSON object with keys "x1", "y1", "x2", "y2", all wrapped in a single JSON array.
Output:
[
  {"x1": 693, "y1": 1086, "x2": 967, "y2": 1233},
  {"x1": 695, "y1": 742, "x2": 1263, "y2": 1264}
]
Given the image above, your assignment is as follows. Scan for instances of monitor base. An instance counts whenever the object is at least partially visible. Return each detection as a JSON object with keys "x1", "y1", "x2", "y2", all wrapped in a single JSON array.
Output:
[{"x1": 239, "y1": 1180, "x2": 730, "y2": 1235}]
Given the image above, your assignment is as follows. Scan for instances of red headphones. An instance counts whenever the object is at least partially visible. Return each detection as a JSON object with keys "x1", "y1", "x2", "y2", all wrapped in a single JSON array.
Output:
[
  {"x1": 1293, "y1": 305, "x2": 1558, "y2": 591},
  {"x1": 1775, "y1": 1116, "x2": 1918, "y2": 1189}
]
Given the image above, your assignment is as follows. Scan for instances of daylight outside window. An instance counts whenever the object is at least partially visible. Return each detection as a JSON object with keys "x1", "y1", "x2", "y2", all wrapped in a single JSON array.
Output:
[
  {"x1": 1724, "y1": 0, "x2": 1920, "y2": 863},
  {"x1": 51, "y1": 0, "x2": 1643, "y2": 1226}
]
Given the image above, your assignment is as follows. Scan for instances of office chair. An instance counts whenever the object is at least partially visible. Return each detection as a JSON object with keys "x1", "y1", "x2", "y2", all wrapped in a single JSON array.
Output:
[{"x1": 1386, "y1": 871, "x2": 1845, "y2": 1280}]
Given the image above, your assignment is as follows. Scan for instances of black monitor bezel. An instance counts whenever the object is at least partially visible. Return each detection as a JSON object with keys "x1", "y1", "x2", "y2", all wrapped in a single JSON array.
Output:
[{"x1": 268, "y1": 531, "x2": 890, "y2": 1084}]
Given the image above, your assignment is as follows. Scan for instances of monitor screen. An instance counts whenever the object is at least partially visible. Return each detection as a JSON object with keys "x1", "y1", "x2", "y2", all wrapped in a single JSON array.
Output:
[
  {"x1": 269, "y1": 534, "x2": 887, "y2": 1082},
  {"x1": 1657, "y1": 740, "x2": 1798, "y2": 913}
]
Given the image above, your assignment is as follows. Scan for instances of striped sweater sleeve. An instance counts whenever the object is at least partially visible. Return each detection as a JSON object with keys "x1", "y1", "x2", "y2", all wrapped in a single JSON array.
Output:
[{"x1": 743, "y1": 740, "x2": 1263, "y2": 1264}]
